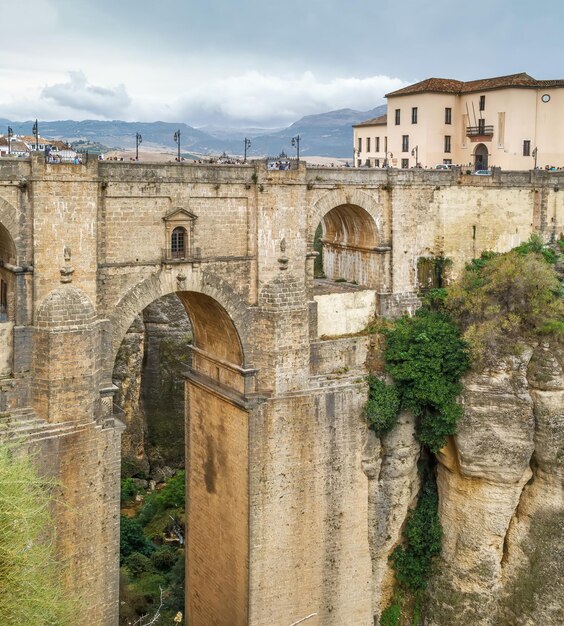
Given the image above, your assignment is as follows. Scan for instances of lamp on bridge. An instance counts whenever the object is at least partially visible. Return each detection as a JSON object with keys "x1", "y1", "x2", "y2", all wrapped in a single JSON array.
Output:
[
  {"x1": 7, "y1": 126, "x2": 13, "y2": 156},
  {"x1": 173, "y1": 130, "x2": 181, "y2": 162},
  {"x1": 291, "y1": 134, "x2": 300, "y2": 161},
  {"x1": 411, "y1": 145, "x2": 419, "y2": 167},
  {"x1": 135, "y1": 132, "x2": 142, "y2": 160},
  {"x1": 32, "y1": 119, "x2": 39, "y2": 151},
  {"x1": 244, "y1": 138, "x2": 251, "y2": 163},
  {"x1": 385, "y1": 152, "x2": 393, "y2": 168},
  {"x1": 532, "y1": 146, "x2": 538, "y2": 169}
]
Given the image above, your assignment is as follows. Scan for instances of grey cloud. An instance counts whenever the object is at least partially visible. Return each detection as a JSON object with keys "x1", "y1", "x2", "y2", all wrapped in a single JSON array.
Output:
[{"x1": 42, "y1": 71, "x2": 131, "y2": 118}]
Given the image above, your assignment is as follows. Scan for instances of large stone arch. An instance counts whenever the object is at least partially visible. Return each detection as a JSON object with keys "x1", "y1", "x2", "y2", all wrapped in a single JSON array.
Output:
[
  {"x1": 109, "y1": 268, "x2": 254, "y2": 625},
  {"x1": 108, "y1": 268, "x2": 253, "y2": 373}
]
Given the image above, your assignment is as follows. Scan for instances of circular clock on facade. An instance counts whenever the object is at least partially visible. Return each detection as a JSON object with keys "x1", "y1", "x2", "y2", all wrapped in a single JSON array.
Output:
[{"x1": 541, "y1": 94, "x2": 551, "y2": 103}]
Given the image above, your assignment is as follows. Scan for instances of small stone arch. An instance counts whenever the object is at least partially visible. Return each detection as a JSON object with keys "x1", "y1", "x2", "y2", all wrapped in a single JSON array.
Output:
[
  {"x1": 310, "y1": 189, "x2": 387, "y2": 288},
  {"x1": 309, "y1": 187, "x2": 383, "y2": 246},
  {"x1": 0, "y1": 197, "x2": 22, "y2": 262}
]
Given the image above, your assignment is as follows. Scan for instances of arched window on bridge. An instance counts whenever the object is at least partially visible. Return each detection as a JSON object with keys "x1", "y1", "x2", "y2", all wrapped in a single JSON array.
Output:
[
  {"x1": 163, "y1": 207, "x2": 197, "y2": 262},
  {"x1": 171, "y1": 226, "x2": 187, "y2": 259}
]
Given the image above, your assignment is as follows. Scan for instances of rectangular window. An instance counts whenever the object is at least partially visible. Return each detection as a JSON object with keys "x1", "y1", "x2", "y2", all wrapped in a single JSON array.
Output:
[
  {"x1": 445, "y1": 107, "x2": 452, "y2": 124},
  {"x1": 401, "y1": 158, "x2": 409, "y2": 168},
  {"x1": 523, "y1": 140, "x2": 531, "y2": 156},
  {"x1": 402, "y1": 135, "x2": 409, "y2": 152},
  {"x1": 479, "y1": 95, "x2": 486, "y2": 111},
  {"x1": 412, "y1": 107, "x2": 418, "y2": 124},
  {"x1": 375, "y1": 137, "x2": 380, "y2": 153},
  {"x1": 384, "y1": 136, "x2": 388, "y2": 152},
  {"x1": 478, "y1": 118, "x2": 485, "y2": 134},
  {"x1": 443, "y1": 159, "x2": 452, "y2": 165},
  {"x1": 395, "y1": 109, "x2": 401, "y2": 125},
  {"x1": 367, "y1": 137, "x2": 371, "y2": 153},
  {"x1": 358, "y1": 137, "x2": 362, "y2": 153},
  {"x1": 444, "y1": 135, "x2": 451, "y2": 153},
  {"x1": 375, "y1": 159, "x2": 380, "y2": 167}
]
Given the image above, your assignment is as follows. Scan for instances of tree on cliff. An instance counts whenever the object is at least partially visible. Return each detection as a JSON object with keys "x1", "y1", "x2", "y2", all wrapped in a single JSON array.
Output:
[
  {"x1": 446, "y1": 238, "x2": 564, "y2": 367},
  {"x1": 0, "y1": 447, "x2": 75, "y2": 625}
]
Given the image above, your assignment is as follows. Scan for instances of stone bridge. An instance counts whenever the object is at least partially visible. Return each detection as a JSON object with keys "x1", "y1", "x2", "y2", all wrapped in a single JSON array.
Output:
[{"x1": 0, "y1": 155, "x2": 562, "y2": 625}]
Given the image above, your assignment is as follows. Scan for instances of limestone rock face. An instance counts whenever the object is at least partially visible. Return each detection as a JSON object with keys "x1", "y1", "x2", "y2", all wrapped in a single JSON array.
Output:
[
  {"x1": 113, "y1": 293, "x2": 192, "y2": 476},
  {"x1": 424, "y1": 342, "x2": 564, "y2": 626},
  {"x1": 363, "y1": 411, "x2": 420, "y2": 618}
]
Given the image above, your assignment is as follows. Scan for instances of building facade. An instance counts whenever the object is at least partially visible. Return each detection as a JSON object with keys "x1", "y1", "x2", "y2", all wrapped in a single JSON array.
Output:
[{"x1": 353, "y1": 73, "x2": 564, "y2": 170}]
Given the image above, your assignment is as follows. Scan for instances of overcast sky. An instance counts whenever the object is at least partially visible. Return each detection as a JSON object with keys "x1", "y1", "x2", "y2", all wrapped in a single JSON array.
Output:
[{"x1": 1, "y1": 0, "x2": 562, "y2": 128}]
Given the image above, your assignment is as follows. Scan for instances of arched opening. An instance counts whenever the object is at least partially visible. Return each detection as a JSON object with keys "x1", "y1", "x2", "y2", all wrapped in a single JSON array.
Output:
[
  {"x1": 114, "y1": 290, "x2": 248, "y2": 626},
  {"x1": 315, "y1": 203, "x2": 380, "y2": 288},
  {"x1": 171, "y1": 227, "x2": 187, "y2": 260},
  {"x1": 0, "y1": 222, "x2": 17, "y2": 376},
  {"x1": 474, "y1": 143, "x2": 489, "y2": 170}
]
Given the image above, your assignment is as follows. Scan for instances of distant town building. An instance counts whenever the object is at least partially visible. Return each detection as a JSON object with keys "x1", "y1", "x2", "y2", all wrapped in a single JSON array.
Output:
[
  {"x1": 0, "y1": 134, "x2": 72, "y2": 159},
  {"x1": 353, "y1": 73, "x2": 564, "y2": 170}
]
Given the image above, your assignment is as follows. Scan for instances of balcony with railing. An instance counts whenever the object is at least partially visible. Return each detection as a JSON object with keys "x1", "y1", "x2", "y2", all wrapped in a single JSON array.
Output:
[{"x1": 466, "y1": 125, "x2": 494, "y2": 138}]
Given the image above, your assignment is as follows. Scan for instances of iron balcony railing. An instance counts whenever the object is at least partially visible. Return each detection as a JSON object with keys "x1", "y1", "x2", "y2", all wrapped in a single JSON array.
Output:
[{"x1": 466, "y1": 125, "x2": 494, "y2": 137}]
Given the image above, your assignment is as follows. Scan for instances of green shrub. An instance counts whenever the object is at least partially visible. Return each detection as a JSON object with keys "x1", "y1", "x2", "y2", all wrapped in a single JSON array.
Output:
[
  {"x1": 446, "y1": 243, "x2": 564, "y2": 366},
  {"x1": 120, "y1": 515, "x2": 154, "y2": 563},
  {"x1": 124, "y1": 552, "x2": 155, "y2": 577},
  {"x1": 383, "y1": 308, "x2": 470, "y2": 452},
  {"x1": 364, "y1": 376, "x2": 401, "y2": 436},
  {"x1": 380, "y1": 601, "x2": 401, "y2": 626},
  {"x1": 121, "y1": 477, "x2": 139, "y2": 503},
  {"x1": 390, "y1": 475, "x2": 442, "y2": 592},
  {"x1": 151, "y1": 546, "x2": 177, "y2": 571}
]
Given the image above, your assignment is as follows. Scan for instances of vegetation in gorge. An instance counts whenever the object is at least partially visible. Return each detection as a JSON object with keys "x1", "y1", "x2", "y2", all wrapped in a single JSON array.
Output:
[
  {"x1": 366, "y1": 308, "x2": 469, "y2": 452},
  {"x1": 445, "y1": 236, "x2": 564, "y2": 368},
  {"x1": 0, "y1": 448, "x2": 75, "y2": 625},
  {"x1": 119, "y1": 472, "x2": 185, "y2": 625},
  {"x1": 371, "y1": 235, "x2": 564, "y2": 625}
]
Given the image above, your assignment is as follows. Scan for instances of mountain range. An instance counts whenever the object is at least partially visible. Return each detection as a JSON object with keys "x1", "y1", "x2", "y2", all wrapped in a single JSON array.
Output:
[{"x1": 0, "y1": 104, "x2": 386, "y2": 158}]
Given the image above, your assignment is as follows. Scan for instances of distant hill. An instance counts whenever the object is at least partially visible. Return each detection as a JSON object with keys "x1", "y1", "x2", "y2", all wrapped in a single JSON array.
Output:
[{"x1": 0, "y1": 105, "x2": 386, "y2": 158}]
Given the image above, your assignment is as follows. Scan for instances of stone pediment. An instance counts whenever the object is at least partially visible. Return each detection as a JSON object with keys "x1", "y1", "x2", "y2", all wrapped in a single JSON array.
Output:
[{"x1": 163, "y1": 207, "x2": 198, "y2": 222}]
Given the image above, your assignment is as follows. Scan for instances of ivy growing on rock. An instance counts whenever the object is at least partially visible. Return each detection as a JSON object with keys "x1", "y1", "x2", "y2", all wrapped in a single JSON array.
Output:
[{"x1": 364, "y1": 308, "x2": 469, "y2": 452}]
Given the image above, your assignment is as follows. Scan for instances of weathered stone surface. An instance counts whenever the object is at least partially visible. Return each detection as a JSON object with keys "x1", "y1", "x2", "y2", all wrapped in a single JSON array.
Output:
[
  {"x1": 426, "y1": 342, "x2": 564, "y2": 626},
  {"x1": 0, "y1": 156, "x2": 562, "y2": 625},
  {"x1": 363, "y1": 411, "x2": 420, "y2": 618}
]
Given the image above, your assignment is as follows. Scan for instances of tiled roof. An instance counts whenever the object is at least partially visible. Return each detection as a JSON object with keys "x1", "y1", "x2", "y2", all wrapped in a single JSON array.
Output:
[
  {"x1": 386, "y1": 73, "x2": 564, "y2": 97},
  {"x1": 353, "y1": 114, "x2": 387, "y2": 128},
  {"x1": 0, "y1": 138, "x2": 29, "y2": 152}
]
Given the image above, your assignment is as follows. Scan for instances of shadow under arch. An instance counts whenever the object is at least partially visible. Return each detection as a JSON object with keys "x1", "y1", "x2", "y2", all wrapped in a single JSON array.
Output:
[
  {"x1": 108, "y1": 271, "x2": 252, "y2": 376},
  {"x1": 110, "y1": 276, "x2": 253, "y2": 625}
]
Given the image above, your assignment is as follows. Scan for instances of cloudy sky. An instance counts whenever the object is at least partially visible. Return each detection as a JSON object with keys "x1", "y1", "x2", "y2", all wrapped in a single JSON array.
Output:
[{"x1": 1, "y1": 0, "x2": 562, "y2": 128}]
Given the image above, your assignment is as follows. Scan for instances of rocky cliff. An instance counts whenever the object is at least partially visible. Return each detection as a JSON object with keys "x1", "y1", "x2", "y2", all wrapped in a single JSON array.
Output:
[
  {"x1": 112, "y1": 294, "x2": 192, "y2": 478},
  {"x1": 366, "y1": 340, "x2": 563, "y2": 625}
]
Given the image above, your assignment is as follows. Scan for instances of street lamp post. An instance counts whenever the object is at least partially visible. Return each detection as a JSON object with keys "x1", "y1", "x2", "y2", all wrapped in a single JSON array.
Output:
[
  {"x1": 411, "y1": 145, "x2": 419, "y2": 167},
  {"x1": 173, "y1": 130, "x2": 181, "y2": 162},
  {"x1": 291, "y1": 134, "x2": 300, "y2": 161},
  {"x1": 7, "y1": 127, "x2": 13, "y2": 156},
  {"x1": 32, "y1": 119, "x2": 39, "y2": 151},
  {"x1": 244, "y1": 138, "x2": 251, "y2": 162},
  {"x1": 385, "y1": 152, "x2": 393, "y2": 168},
  {"x1": 135, "y1": 132, "x2": 142, "y2": 160},
  {"x1": 532, "y1": 146, "x2": 538, "y2": 169}
]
